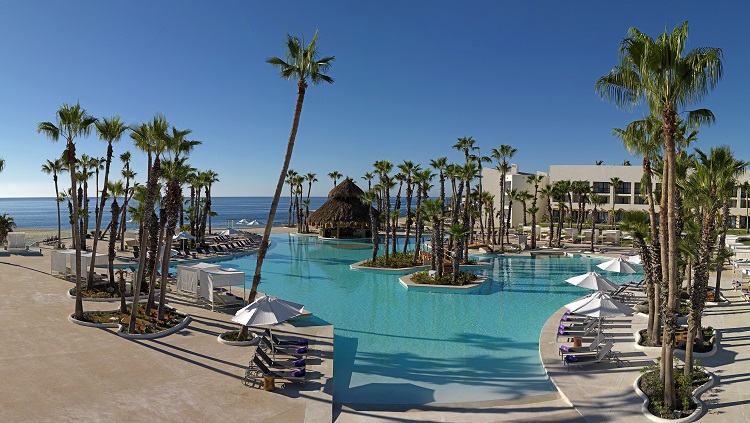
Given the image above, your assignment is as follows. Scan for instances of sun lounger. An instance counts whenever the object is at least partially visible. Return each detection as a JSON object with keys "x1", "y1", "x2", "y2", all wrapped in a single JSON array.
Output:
[
  {"x1": 556, "y1": 320, "x2": 597, "y2": 341},
  {"x1": 559, "y1": 333, "x2": 605, "y2": 360},
  {"x1": 251, "y1": 356, "x2": 305, "y2": 385},
  {"x1": 259, "y1": 336, "x2": 308, "y2": 358},
  {"x1": 264, "y1": 329, "x2": 309, "y2": 347},
  {"x1": 255, "y1": 346, "x2": 306, "y2": 370},
  {"x1": 563, "y1": 341, "x2": 621, "y2": 368}
]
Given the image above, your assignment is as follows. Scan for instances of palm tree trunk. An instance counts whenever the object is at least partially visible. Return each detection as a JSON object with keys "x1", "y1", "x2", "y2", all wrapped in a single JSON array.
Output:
[
  {"x1": 54, "y1": 175, "x2": 62, "y2": 248},
  {"x1": 87, "y1": 143, "x2": 113, "y2": 289},
  {"x1": 67, "y1": 142, "x2": 84, "y2": 320},
  {"x1": 662, "y1": 109, "x2": 678, "y2": 409},
  {"x1": 713, "y1": 202, "x2": 731, "y2": 301},
  {"x1": 404, "y1": 181, "x2": 412, "y2": 253},
  {"x1": 249, "y1": 81, "x2": 306, "y2": 304}
]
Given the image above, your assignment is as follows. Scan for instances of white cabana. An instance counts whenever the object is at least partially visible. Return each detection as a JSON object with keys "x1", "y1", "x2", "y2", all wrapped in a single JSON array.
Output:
[
  {"x1": 199, "y1": 267, "x2": 246, "y2": 311},
  {"x1": 563, "y1": 228, "x2": 578, "y2": 241},
  {"x1": 50, "y1": 249, "x2": 76, "y2": 275},
  {"x1": 602, "y1": 230, "x2": 621, "y2": 245},
  {"x1": 581, "y1": 229, "x2": 601, "y2": 244},
  {"x1": 70, "y1": 252, "x2": 108, "y2": 275},
  {"x1": 175, "y1": 262, "x2": 221, "y2": 295},
  {"x1": 7, "y1": 232, "x2": 26, "y2": 250}
]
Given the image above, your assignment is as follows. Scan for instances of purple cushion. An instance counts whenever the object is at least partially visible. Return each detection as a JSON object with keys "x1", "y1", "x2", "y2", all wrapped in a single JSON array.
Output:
[
  {"x1": 565, "y1": 355, "x2": 578, "y2": 362},
  {"x1": 561, "y1": 316, "x2": 569, "y2": 321},
  {"x1": 292, "y1": 368, "x2": 305, "y2": 377},
  {"x1": 558, "y1": 328, "x2": 566, "y2": 335},
  {"x1": 296, "y1": 339, "x2": 309, "y2": 346},
  {"x1": 293, "y1": 359, "x2": 306, "y2": 367},
  {"x1": 296, "y1": 347, "x2": 308, "y2": 354},
  {"x1": 560, "y1": 345, "x2": 570, "y2": 352}
]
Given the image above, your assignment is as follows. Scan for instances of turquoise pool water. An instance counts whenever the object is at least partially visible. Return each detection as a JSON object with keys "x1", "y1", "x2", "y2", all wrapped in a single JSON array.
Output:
[{"x1": 220, "y1": 234, "x2": 640, "y2": 405}]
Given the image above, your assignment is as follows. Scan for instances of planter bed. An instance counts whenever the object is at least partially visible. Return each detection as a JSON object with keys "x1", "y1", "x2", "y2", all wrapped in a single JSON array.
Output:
[{"x1": 69, "y1": 305, "x2": 190, "y2": 339}]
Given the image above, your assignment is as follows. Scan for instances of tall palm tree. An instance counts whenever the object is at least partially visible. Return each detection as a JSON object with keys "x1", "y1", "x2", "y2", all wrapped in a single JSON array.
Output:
[
  {"x1": 411, "y1": 169, "x2": 433, "y2": 264},
  {"x1": 286, "y1": 169, "x2": 298, "y2": 226},
  {"x1": 588, "y1": 195, "x2": 606, "y2": 252},
  {"x1": 491, "y1": 145, "x2": 516, "y2": 250},
  {"x1": 447, "y1": 223, "x2": 470, "y2": 282},
  {"x1": 0, "y1": 213, "x2": 16, "y2": 245},
  {"x1": 527, "y1": 174, "x2": 544, "y2": 249},
  {"x1": 0, "y1": 158, "x2": 4, "y2": 173},
  {"x1": 539, "y1": 184, "x2": 554, "y2": 248},
  {"x1": 328, "y1": 170, "x2": 342, "y2": 188},
  {"x1": 202, "y1": 169, "x2": 219, "y2": 235},
  {"x1": 37, "y1": 103, "x2": 97, "y2": 320},
  {"x1": 374, "y1": 160, "x2": 394, "y2": 263},
  {"x1": 609, "y1": 176, "x2": 622, "y2": 227},
  {"x1": 505, "y1": 188, "x2": 518, "y2": 244},
  {"x1": 41, "y1": 157, "x2": 68, "y2": 248},
  {"x1": 304, "y1": 172, "x2": 317, "y2": 233},
  {"x1": 87, "y1": 117, "x2": 128, "y2": 288},
  {"x1": 118, "y1": 151, "x2": 134, "y2": 250},
  {"x1": 105, "y1": 180, "x2": 126, "y2": 311},
  {"x1": 596, "y1": 21, "x2": 723, "y2": 408},
  {"x1": 362, "y1": 172, "x2": 374, "y2": 191},
  {"x1": 247, "y1": 31, "x2": 334, "y2": 311},
  {"x1": 359, "y1": 190, "x2": 379, "y2": 261},
  {"x1": 398, "y1": 161, "x2": 419, "y2": 253},
  {"x1": 743, "y1": 181, "x2": 750, "y2": 233}
]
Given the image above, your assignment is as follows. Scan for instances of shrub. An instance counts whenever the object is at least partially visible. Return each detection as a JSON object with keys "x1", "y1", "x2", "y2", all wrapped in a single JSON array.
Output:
[
  {"x1": 639, "y1": 360, "x2": 708, "y2": 418},
  {"x1": 361, "y1": 252, "x2": 419, "y2": 269},
  {"x1": 411, "y1": 270, "x2": 477, "y2": 286}
]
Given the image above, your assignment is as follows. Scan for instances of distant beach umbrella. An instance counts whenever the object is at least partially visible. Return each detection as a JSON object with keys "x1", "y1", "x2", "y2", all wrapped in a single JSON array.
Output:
[
  {"x1": 173, "y1": 231, "x2": 195, "y2": 241},
  {"x1": 597, "y1": 257, "x2": 639, "y2": 273},
  {"x1": 626, "y1": 255, "x2": 642, "y2": 265}
]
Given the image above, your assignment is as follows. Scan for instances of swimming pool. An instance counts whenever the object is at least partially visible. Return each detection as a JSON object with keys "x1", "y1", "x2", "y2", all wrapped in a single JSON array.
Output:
[{"x1": 221, "y1": 234, "x2": 640, "y2": 405}]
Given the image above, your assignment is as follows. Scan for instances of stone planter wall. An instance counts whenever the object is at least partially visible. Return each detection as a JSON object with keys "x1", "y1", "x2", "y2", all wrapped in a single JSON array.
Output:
[{"x1": 633, "y1": 371, "x2": 715, "y2": 423}]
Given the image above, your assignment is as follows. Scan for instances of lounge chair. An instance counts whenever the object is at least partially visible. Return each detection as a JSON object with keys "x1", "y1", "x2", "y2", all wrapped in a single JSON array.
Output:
[
  {"x1": 556, "y1": 320, "x2": 597, "y2": 341},
  {"x1": 259, "y1": 336, "x2": 307, "y2": 358},
  {"x1": 559, "y1": 333, "x2": 605, "y2": 360},
  {"x1": 264, "y1": 328, "x2": 309, "y2": 347},
  {"x1": 250, "y1": 356, "x2": 305, "y2": 385},
  {"x1": 255, "y1": 346, "x2": 306, "y2": 370},
  {"x1": 563, "y1": 341, "x2": 621, "y2": 367}
]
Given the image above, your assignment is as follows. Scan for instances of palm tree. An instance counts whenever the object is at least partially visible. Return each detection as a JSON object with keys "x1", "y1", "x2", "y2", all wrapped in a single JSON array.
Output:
[
  {"x1": 608, "y1": 176, "x2": 622, "y2": 228},
  {"x1": 0, "y1": 213, "x2": 16, "y2": 245},
  {"x1": 202, "y1": 169, "x2": 219, "y2": 235},
  {"x1": 361, "y1": 171, "x2": 374, "y2": 191},
  {"x1": 518, "y1": 190, "x2": 531, "y2": 226},
  {"x1": 360, "y1": 190, "x2": 379, "y2": 261},
  {"x1": 247, "y1": 31, "x2": 334, "y2": 314},
  {"x1": 527, "y1": 174, "x2": 544, "y2": 249},
  {"x1": 0, "y1": 158, "x2": 4, "y2": 173},
  {"x1": 304, "y1": 172, "x2": 317, "y2": 233},
  {"x1": 398, "y1": 161, "x2": 419, "y2": 253},
  {"x1": 37, "y1": 103, "x2": 96, "y2": 320},
  {"x1": 446, "y1": 223, "x2": 470, "y2": 282},
  {"x1": 420, "y1": 199, "x2": 443, "y2": 275},
  {"x1": 328, "y1": 170, "x2": 342, "y2": 187},
  {"x1": 588, "y1": 195, "x2": 606, "y2": 252},
  {"x1": 411, "y1": 169, "x2": 433, "y2": 264},
  {"x1": 505, "y1": 188, "x2": 518, "y2": 245},
  {"x1": 105, "y1": 179, "x2": 125, "y2": 311},
  {"x1": 41, "y1": 157, "x2": 68, "y2": 248},
  {"x1": 623, "y1": 160, "x2": 631, "y2": 166},
  {"x1": 572, "y1": 181, "x2": 590, "y2": 233},
  {"x1": 491, "y1": 145, "x2": 516, "y2": 251},
  {"x1": 374, "y1": 160, "x2": 394, "y2": 263},
  {"x1": 87, "y1": 117, "x2": 128, "y2": 288},
  {"x1": 539, "y1": 184, "x2": 554, "y2": 248},
  {"x1": 743, "y1": 181, "x2": 750, "y2": 233},
  {"x1": 118, "y1": 151, "x2": 134, "y2": 250},
  {"x1": 597, "y1": 22, "x2": 723, "y2": 407},
  {"x1": 286, "y1": 169, "x2": 298, "y2": 226}
]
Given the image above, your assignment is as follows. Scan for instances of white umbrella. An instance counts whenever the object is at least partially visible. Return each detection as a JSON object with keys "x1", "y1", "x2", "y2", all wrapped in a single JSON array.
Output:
[
  {"x1": 597, "y1": 257, "x2": 639, "y2": 273},
  {"x1": 173, "y1": 231, "x2": 195, "y2": 241},
  {"x1": 565, "y1": 291, "x2": 634, "y2": 340},
  {"x1": 249, "y1": 220, "x2": 260, "y2": 226},
  {"x1": 232, "y1": 295, "x2": 305, "y2": 357},
  {"x1": 220, "y1": 228, "x2": 241, "y2": 236},
  {"x1": 237, "y1": 218, "x2": 250, "y2": 225},
  {"x1": 565, "y1": 271, "x2": 619, "y2": 292},
  {"x1": 565, "y1": 291, "x2": 634, "y2": 318},
  {"x1": 626, "y1": 255, "x2": 642, "y2": 265}
]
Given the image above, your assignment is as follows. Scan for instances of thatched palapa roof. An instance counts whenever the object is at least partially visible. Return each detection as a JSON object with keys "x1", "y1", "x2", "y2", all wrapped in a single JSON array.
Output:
[{"x1": 307, "y1": 178, "x2": 378, "y2": 225}]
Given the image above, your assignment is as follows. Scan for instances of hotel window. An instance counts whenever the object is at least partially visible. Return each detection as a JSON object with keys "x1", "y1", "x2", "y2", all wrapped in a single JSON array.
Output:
[
  {"x1": 616, "y1": 196, "x2": 631, "y2": 204},
  {"x1": 616, "y1": 182, "x2": 631, "y2": 195},
  {"x1": 634, "y1": 196, "x2": 647, "y2": 205},
  {"x1": 593, "y1": 182, "x2": 609, "y2": 194},
  {"x1": 633, "y1": 183, "x2": 641, "y2": 195}
]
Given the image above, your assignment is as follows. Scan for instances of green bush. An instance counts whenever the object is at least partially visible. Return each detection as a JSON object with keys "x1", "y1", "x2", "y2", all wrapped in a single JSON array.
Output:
[
  {"x1": 361, "y1": 252, "x2": 419, "y2": 269},
  {"x1": 639, "y1": 360, "x2": 708, "y2": 418},
  {"x1": 411, "y1": 270, "x2": 477, "y2": 286}
]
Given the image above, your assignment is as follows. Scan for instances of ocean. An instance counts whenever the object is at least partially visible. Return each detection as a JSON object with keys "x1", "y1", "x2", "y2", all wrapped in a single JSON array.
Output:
[{"x1": 0, "y1": 196, "x2": 408, "y2": 230}]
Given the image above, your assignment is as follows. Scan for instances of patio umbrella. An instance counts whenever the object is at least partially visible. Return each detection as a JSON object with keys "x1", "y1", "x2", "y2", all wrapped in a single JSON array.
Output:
[
  {"x1": 173, "y1": 231, "x2": 195, "y2": 251},
  {"x1": 597, "y1": 257, "x2": 639, "y2": 273},
  {"x1": 564, "y1": 291, "x2": 634, "y2": 339},
  {"x1": 220, "y1": 227, "x2": 241, "y2": 236},
  {"x1": 565, "y1": 271, "x2": 619, "y2": 292},
  {"x1": 232, "y1": 295, "x2": 305, "y2": 357},
  {"x1": 626, "y1": 255, "x2": 642, "y2": 265}
]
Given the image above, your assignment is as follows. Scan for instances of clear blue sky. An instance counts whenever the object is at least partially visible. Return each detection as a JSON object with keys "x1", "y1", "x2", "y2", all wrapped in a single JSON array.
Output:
[{"x1": 1, "y1": 1, "x2": 748, "y2": 198}]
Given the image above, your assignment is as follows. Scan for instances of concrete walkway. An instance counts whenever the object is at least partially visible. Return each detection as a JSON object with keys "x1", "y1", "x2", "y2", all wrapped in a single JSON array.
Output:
[{"x1": 0, "y1": 250, "x2": 332, "y2": 423}]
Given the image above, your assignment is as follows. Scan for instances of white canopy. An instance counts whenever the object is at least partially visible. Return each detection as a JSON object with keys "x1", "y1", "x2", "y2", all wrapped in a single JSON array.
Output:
[
  {"x1": 7, "y1": 232, "x2": 25, "y2": 249},
  {"x1": 199, "y1": 267, "x2": 246, "y2": 311},
  {"x1": 565, "y1": 271, "x2": 619, "y2": 291},
  {"x1": 69, "y1": 252, "x2": 108, "y2": 275},
  {"x1": 175, "y1": 262, "x2": 221, "y2": 294},
  {"x1": 626, "y1": 255, "x2": 642, "y2": 265},
  {"x1": 173, "y1": 231, "x2": 195, "y2": 241},
  {"x1": 50, "y1": 249, "x2": 76, "y2": 275},
  {"x1": 219, "y1": 228, "x2": 241, "y2": 236}
]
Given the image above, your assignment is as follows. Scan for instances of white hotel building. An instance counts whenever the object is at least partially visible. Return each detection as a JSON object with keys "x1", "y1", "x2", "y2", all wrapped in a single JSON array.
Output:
[{"x1": 483, "y1": 164, "x2": 750, "y2": 230}]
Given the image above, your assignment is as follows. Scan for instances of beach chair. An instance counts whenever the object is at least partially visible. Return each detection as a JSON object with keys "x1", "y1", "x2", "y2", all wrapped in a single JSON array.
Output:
[
  {"x1": 254, "y1": 346, "x2": 306, "y2": 370},
  {"x1": 556, "y1": 319, "x2": 597, "y2": 341},
  {"x1": 249, "y1": 356, "x2": 305, "y2": 385},
  {"x1": 559, "y1": 333, "x2": 605, "y2": 360},
  {"x1": 259, "y1": 336, "x2": 307, "y2": 358},
  {"x1": 563, "y1": 341, "x2": 621, "y2": 368},
  {"x1": 264, "y1": 328, "x2": 309, "y2": 347}
]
